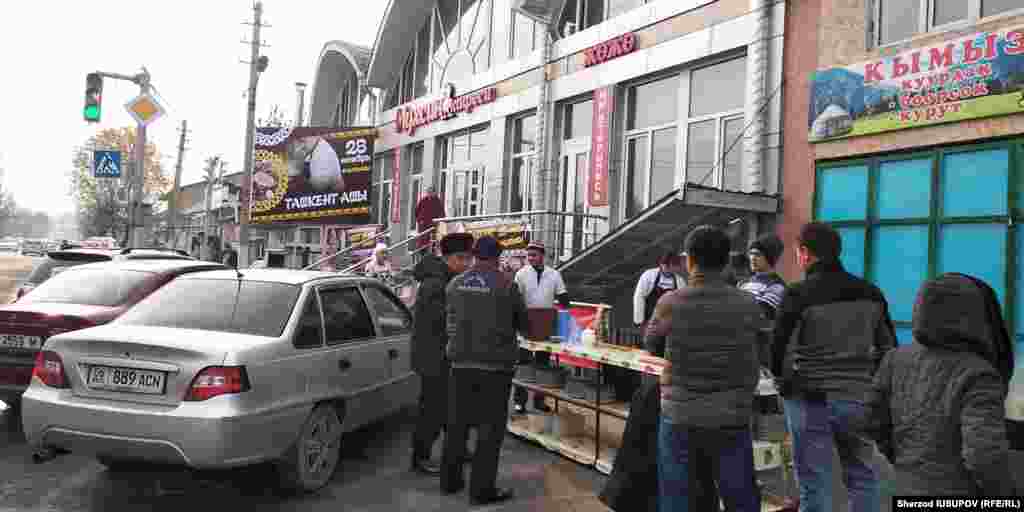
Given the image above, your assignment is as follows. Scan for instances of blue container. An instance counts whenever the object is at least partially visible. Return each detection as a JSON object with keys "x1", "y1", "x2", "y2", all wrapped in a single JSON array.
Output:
[{"x1": 556, "y1": 310, "x2": 582, "y2": 345}]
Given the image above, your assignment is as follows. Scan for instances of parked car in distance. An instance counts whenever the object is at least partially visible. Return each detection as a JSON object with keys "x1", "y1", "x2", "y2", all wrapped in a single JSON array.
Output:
[
  {"x1": 15, "y1": 247, "x2": 194, "y2": 301},
  {"x1": 0, "y1": 238, "x2": 18, "y2": 253},
  {"x1": 0, "y1": 259, "x2": 225, "y2": 408},
  {"x1": 22, "y1": 269, "x2": 419, "y2": 493},
  {"x1": 20, "y1": 239, "x2": 48, "y2": 256}
]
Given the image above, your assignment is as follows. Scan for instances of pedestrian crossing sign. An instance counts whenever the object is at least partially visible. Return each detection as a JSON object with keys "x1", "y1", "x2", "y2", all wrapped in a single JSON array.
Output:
[{"x1": 93, "y1": 150, "x2": 122, "y2": 178}]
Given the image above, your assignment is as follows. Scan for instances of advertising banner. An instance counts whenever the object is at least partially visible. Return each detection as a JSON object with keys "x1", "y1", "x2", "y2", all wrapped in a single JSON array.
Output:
[
  {"x1": 809, "y1": 26, "x2": 1024, "y2": 142},
  {"x1": 390, "y1": 148, "x2": 401, "y2": 224},
  {"x1": 589, "y1": 86, "x2": 613, "y2": 207},
  {"x1": 345, "y1": 226, "x2": 380, "y2": 259},
  {"x1": 444, "y1": 217, "x2": 530, "y2": 250},
  {"x1": 250, "y1": 126, "x2": 376, "y2": 223}
]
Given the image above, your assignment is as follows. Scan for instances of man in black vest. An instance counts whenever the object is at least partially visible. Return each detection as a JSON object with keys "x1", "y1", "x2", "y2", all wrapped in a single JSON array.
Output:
[{"x1": 633, "y1": 252, "x2": 685, "y2": 329}]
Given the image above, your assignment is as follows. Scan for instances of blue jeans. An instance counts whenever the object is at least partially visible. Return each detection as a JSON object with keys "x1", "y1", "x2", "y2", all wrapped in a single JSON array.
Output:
[
  {"x1": 783, "y1": 398, "x2": 879, "y2": 512},
  {"x1": 657, "y1": 419, "x2": 760, "y2": 512}
]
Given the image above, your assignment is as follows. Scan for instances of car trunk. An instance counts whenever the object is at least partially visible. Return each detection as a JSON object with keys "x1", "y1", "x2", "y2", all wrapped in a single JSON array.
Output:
[
  {"x1": 0, "y1": 303, "x2": 118, "y2": 387},
  {"x1": 46, "y1": 326, "x2": 248, "y2": 406}
]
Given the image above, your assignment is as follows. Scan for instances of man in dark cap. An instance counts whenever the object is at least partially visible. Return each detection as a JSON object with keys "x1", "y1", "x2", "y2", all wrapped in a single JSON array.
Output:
[
  {"x1": 409, "y1": 232, "x2": 475, "y2": 475},
  {"x1": 738, "y1": 233, "x2": 787, "y2": 320},
  {"x1": 442, "y1": 236, "x2": 528, "y2": 505}
]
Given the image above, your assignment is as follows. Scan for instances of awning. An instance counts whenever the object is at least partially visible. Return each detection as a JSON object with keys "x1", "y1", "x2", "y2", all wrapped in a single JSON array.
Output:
[{"x1": 557, "y1": 186, "x2": 780, "y2": 304}]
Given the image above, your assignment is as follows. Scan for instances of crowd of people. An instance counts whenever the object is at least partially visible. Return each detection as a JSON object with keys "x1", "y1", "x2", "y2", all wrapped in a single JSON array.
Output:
[{"x1": 406, "y1": 221, "x2": 1019, "y2": 509}]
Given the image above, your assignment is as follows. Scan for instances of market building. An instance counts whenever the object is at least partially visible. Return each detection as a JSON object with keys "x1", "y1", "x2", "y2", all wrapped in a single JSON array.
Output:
[
  {"x1": 781, "y1": 1, "x2": 1024, "y2": 353},
  {"x1": 307, "y1": 0, "x2": 787, "y2": 328}
]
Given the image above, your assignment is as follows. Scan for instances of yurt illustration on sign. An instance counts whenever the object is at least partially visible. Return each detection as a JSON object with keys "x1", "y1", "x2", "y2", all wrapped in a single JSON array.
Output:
[{"x1": 811, "y1": 104, "x2": 854, "y2": 140}]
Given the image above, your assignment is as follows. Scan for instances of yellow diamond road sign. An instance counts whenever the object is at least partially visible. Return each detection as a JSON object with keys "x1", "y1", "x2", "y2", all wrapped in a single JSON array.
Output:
[{"x1": 125, "y1": 93, "x2": 166, "y2": 126}]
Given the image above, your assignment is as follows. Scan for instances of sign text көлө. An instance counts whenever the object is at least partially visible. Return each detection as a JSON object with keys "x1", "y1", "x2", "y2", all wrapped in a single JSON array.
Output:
[
  {"x1": 396, "y1": 87, "x2": 498, "y2": 135},
  {"x1": 583, "y1": 33, "x2": 637, "y2": 68}
]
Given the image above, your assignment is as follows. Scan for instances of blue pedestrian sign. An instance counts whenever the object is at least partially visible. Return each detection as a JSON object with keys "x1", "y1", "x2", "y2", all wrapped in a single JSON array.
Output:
[{"x1": 93, "y1": 150, "x2": 122, "y2": 178}]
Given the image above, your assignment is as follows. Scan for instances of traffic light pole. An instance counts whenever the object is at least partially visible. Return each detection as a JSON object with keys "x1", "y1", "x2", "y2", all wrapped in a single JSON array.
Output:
[{"x1": 92, "y1": 69, "x2": 152, "y2": 248}]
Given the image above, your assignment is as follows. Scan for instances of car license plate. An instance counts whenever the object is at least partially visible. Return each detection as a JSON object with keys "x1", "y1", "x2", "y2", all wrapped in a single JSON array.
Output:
[
  {"x1": 87, "y1": 365, "x2": 166, "y2": 395},
  {"x1": 0, "y1": 334, "x2": 43, "y2": 349}
]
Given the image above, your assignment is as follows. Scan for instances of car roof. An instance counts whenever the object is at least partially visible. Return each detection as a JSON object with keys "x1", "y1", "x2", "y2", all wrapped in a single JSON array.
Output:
[
  {"x1": 176, "y1": 268, "x2": 373, "y2": 286},
  {"x1": 65, "y1": 259, "x2": 226, "y2": 274}
]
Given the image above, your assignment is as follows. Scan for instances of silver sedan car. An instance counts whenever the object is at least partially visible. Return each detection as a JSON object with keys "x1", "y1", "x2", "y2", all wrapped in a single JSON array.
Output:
[{"x1": 21, "y1": 269, "x2": 420, "y2": 492}]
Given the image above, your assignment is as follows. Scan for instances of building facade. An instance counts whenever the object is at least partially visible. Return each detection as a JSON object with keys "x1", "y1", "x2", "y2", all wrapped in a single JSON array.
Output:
[
  {"x1": 306, "y1": 0, "x2": 788, "y2": 318},
  {"x1": 781, "y1": 1, "x2": 1024, "y2": 354}
]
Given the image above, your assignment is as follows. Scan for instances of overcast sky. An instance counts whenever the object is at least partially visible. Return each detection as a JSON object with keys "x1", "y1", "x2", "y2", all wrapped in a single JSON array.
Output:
[{"x1": 0, "y1": 0, "x2": 388, "y2": 215}]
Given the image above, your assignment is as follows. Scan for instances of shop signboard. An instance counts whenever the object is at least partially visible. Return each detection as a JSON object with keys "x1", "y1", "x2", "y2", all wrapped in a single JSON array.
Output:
[
  {"x1": 589, "y1": 86, "x2": 613, "y2": 207},
  {"x1": 395, "y1": 86, "x2": 498, "y2": 135},
  {"x1": 390, "y1": 148, "x2": 401, "y2": 224},
  {"x1": 582, "y1": 32, "x2": 637, "y2": 68},
  {"x1": 345, "y1": 226, "x2": 380, "y2": 259},
  {"x1": 250, "y1": 126, "x2": 375, "y2": 223},
  {"x1": 809, "y1": 26, "x2": 1024, "y2": 142}
]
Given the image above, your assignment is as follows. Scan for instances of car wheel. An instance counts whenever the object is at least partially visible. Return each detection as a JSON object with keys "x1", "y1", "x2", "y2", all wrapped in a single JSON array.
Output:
[{"x1": 276, "y1": 404, "x2": 343, "y2": 493}]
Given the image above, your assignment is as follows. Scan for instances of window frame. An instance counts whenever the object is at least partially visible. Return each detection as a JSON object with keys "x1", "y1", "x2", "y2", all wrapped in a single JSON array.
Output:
[
  {"x1": 621, "y1": 73, "x2": 682, "y2": 219},
  {"x1": 508, "y1": 112, "x2": 538, "y2": 212},
  {"x1": 361, "y1": 284, "x2": 413, "y2": 337},
  {"x1": 814, "y1": 139, "x2": 1023, "y2": 341},
  {"x1": 872, "y1": 0, "x2": 1024, "y2": 47},
  {"x1": 408, "y1": 143, "x2": 425, "y2": 224},
  {"x1": 292, "y1": 289, "x2": 326, "y2": 350},
  {"x1": 317, "y1": 285, "x2": 378, "y2": 346},
  {"x1": 438, "y1": 124, "x2": 489, "y2": 217}
]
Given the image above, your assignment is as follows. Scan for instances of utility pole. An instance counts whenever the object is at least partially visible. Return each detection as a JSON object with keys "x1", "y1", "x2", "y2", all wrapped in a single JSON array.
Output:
[
  {"x1": 202, "y1": 157, "x2": 225, "y2": 261},
  {"x1": 167, "y1": 120, "x2": 190, "y2": 247},
  {"x1": 238, "y1": 1, "x2": 270, "y2": 269}
]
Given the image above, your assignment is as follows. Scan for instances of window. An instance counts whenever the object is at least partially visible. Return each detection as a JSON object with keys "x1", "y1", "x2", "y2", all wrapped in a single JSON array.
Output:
[
  {"x1": 564, "y1": 99, "x2": 594, "y2": 140},
  {"x1": 24, "y1": 269, "x2": 151, "y2": 307},
  {"x1": 373, "y1": 152, "x2": 395, "y2": 229},
  {"x1": 408, "y1": 143, "x2": 425, "y2": 223},
  {"x1": 432, "y1": 0, "x2": 495, "y2": 89},
  {"x1": 362, "y1": 286, "x2": 413, "y2": 336},
  {"x1": 623, "y1": 75, "x2": 680, "y2": 219},
  {"x1": 685, "y1": 57, "x2": 747, "y2": 190},
  {"x1": 557, "y1": 0, "x2": 604, "y2": 38},
  {"x1": 607, "y1": 0, "x2": 645, "y2": 20},
  {"x1": 439, "y1": 125, "x2": 488, "y2": 216},
  {"x1": 319, "y1": 287, "x2": 376, "y2": 343},
  {"x1": 875, "y1": 0, "x2": 1023, "y2": 46},
  {"x1": 510, "y1": 114, "x2": 537, "y2": 212},
  {"x1": 119, "y1": 280, "x2": 301, "y2": 337},
  {"x1": 512, "y1": 11, "x2": 543, "y2": 60},
  {"x1": 293, "y1": 295, "x2": 324, "y2": 349},
  {"x1": 814, "y1": 142, "x2": 1024, "y2": 348}
]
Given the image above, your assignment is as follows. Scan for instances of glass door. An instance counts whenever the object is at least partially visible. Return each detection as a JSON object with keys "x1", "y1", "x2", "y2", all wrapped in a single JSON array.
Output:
[
  {"x1": 560, "y1": 140, "x2": 591, "y2": 262},
  {"x1": 444, "y1": 168, "x2": 485, "y2": 218}
]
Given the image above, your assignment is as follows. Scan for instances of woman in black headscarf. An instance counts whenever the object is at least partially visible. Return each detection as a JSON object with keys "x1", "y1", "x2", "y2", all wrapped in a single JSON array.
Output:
[{"x1": 865, "y1": 273, "x2": 1017, "y2": 496}]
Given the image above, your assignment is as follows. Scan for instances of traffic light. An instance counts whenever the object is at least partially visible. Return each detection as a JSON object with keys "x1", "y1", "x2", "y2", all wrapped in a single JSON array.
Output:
[{"x1": 84, "y1": 73, "x2": 103, "y2": 123}]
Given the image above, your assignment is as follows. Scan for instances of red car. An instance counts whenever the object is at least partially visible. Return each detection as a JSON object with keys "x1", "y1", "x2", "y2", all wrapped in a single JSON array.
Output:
[{"x1": 0, "y1": 259, "x2": 224, "y2": 408}]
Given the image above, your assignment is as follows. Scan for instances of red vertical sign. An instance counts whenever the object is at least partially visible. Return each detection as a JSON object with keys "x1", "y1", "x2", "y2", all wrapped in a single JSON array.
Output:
[
  {"x1": 589, "y1": 86, "x2": 613, "y2": 207},
  {"x1": 391, "y1": 148, "x2": 401, "y2": 224}
]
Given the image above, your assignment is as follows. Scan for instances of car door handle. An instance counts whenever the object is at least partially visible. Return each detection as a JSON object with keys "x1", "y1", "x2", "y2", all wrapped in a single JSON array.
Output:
[
  {"x1": 338, "y1": 359, "x2": 352, "y2": 371},
  {"x1": 388, "y1": 349, "x2": 399, "y2": 360}
]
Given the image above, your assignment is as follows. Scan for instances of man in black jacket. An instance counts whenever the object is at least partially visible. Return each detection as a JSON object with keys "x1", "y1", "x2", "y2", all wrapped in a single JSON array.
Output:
[
  {"x1": 409, "y1": 232, "x2": 474, "y2": 475},
  {"x1": 771, "y1": 222, "x2": 896, "y2": 512},
  {"x1": 442, "y1": 236, "x2": 528, "y2": 505}
]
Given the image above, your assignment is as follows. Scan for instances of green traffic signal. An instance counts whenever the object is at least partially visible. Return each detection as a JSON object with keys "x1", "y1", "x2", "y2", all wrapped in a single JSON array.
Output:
[
  {"x1": 84, "y1": 104, "x2": 101, "y2": 122},
  {"x1": 84, "y1": 73, "x2": 103, "y2": 123}
]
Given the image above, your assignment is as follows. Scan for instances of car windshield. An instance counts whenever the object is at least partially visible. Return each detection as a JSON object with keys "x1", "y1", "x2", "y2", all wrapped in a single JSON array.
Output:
[
  {"x1": 25, "y1": 254, "x2": 109, "y2": 285},
  {"x1": 23, "y1": 269, "x2": 152, "y2": 307},
  {"x1": 118, "y1": 279, "x2": 300, "y2": 337}
]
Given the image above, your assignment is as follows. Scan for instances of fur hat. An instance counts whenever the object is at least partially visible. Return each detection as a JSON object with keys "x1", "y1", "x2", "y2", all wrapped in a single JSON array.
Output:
[
  {"x1": 439, "y1": 233, "x2": 474, "y2": 256},
  {"x1": 748, "y1": 233, "x2": 784, "y2": 267}
]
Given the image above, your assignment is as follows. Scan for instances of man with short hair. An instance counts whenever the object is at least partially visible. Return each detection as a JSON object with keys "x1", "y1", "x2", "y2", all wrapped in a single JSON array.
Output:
[
  {"x1": 771, "y1": 222, "x2": 896, "y2": 512},
  {"x1": 442, "y1": 236, "x2": 528, "y2": 505},
  {"x1": 738, "y1": 233, "x2": 786, "y2": 321},
  {"x1": 409, "y1": 232, "x2": 475, "y2": 475},
  {"x1": 512, "y1": 242, "x2": 569, "y2": 414},
  {"x1": 649, "y1": 225, "x2": 763, "y2": 512},
  {"x1": 633, "y1": 252, "x2": 685, "y2": 328}
]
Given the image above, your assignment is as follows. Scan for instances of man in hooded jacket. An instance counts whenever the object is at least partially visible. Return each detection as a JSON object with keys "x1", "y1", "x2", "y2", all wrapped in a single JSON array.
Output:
[
  {"x1": 865, "y1": 273, "x2": 1017, "y2": 496},
  {"x1": 409, "y1": 233, "x2": 474, "y2": 475}
]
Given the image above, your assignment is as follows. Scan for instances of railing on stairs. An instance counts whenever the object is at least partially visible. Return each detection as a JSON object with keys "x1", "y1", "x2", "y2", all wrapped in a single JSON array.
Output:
[{"x1": 433, "y1": 210, "x2": 608, "y2": 265}]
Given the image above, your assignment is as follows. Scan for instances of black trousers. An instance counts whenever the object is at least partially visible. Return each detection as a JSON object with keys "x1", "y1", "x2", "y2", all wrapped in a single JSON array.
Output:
[
  {"x1": 411, "y1": 369, "x2": 448, "y2": 460},
  {"x1": 512, "y1": 349, "x2": 550, "y2": 407},
  {"x1": 441, "y1": 367, "x2": 513, "y2": 499}
]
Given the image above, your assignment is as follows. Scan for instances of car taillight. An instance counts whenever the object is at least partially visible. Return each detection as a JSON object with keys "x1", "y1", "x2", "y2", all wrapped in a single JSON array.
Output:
[
  {"x1": 185, "y1": 366, "x2": 250, "y2": 401},
  {"x1": 32, "y1": 350, "x2": 69, "y2": 389}
]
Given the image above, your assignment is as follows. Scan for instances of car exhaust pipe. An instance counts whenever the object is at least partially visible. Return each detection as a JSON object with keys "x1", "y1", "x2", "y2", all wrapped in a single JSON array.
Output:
[{"x1": 32, "y1": 446, "x2": 68, "y2": 464}]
